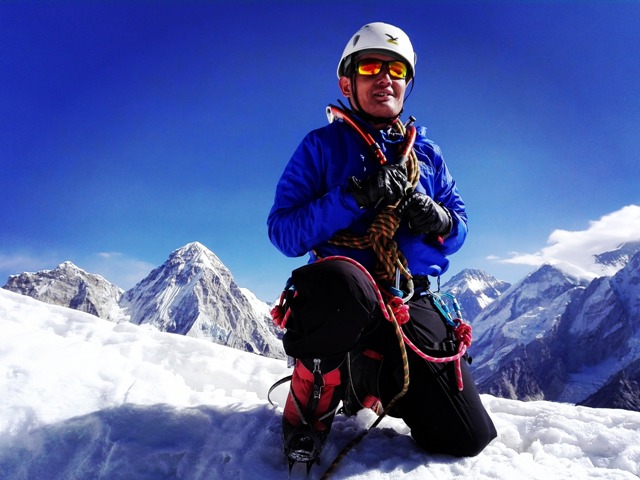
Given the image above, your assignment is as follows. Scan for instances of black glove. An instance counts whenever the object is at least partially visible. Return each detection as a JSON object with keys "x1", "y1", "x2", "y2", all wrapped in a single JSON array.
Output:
[
  {"x1": 397, "y1": 191, "x2": 452, "y2": 236},
  {"x1": 349, "y1": 164, "x2": 408, "y2": 209}
]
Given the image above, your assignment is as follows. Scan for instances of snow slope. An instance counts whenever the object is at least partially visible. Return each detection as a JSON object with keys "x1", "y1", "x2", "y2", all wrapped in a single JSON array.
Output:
[{"x1": 1, "y1": 288, "x2": 639, "y2": 480}]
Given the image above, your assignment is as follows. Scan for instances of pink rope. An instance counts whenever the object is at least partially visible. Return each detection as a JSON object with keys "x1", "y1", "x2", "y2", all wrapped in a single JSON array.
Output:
[
  {"x1": 271, "y1": 255, "x2": 472, "y2": 390},
  {"x1": 317, "y1": 256, "x2": 472, "y2": 390},
  {"x1": 271, "y1": 290, "x2": 296, "y2": 329}
]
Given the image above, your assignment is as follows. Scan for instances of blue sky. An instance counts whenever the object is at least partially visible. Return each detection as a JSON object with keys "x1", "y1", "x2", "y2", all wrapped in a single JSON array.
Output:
[{"x1": 2, "y1": 1, "x2": 639, "y2": 301}]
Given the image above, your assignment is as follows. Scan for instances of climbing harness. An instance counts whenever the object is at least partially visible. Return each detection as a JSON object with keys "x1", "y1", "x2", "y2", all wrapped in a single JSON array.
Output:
[{"x1": 315, "y1": 257, "x2": 471, "y2": 478}]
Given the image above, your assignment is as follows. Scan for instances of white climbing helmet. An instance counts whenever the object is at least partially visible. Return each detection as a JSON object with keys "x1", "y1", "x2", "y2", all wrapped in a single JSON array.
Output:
[{"x1": 337, "y1": 22, "x2": 417, "y2": 79}]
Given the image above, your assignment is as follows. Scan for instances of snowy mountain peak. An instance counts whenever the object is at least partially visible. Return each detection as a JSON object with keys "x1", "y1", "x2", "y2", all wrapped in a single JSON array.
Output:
[
  {"x1": 120, "y1": 243, "x2": 284, "y2": 358},
  {"x1": 57, "y1": 260, "x2": 79, "y2": 270},
  {"x1": 171, "y1": 241, "x2": 219, "y2": 263},
  {"x1": 520, "y1": 263, "x2": 587, "y2": 294},
  {"x1": 445, "y1": 268, "x2": 511, "y2": 294},
  {"x1": 442, "y1": 268, "x2": 511, "y2": 321},
  {"x1": 472, "y1": 263, "x2": 586, "y2": 332},
  {"x1": 2, "y1": 261, "x2": 123, "y2": 321},
  {"x1": 594, "y1": 240, "x2": 640, "y2": 276},
  {"x1": 448, "y1": 268, "x2": 493, "y2": 282},
  {"x1": 610, "y1": 250, "x2": 640, "y2": 318},
  {"x1": 470, "y1": 255, "x2": 640, "y2": 409},
  {"x1": 2, "y1": 242, "x2": 283, "y2": 360},
  {"x1": 165, "y1": 241, "x2": 227, "y2": 275}
]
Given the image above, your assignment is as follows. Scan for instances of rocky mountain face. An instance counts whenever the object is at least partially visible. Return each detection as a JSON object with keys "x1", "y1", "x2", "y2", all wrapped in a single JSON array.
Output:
[
  {"x1": 579, "y1": 357, "x2": 640, "y2": 411},
  {"x1": 468, "y1": 265, "x2": 588, "y2": 399},
  {"x1": 2, "y1": 243, "x2": 284, "y2": 359},
  {"x1": 441, "y1": 269, "x2": 511, "y2": 321},
  {"x1": 468, "y1": 250, "x2": 640, "y2": 410},
  {"x1": 3, "y1": 261, "x2": 124, "y2": 322},
  {"x1": 593, "y1": 240, "x2": 640, "y2": 277},
  {"x1": 120, "y1": 242, "x2": 283, "y2": 359},
  {"x1": 560, "y1": 250, "x2": 640, "y2": 407}
]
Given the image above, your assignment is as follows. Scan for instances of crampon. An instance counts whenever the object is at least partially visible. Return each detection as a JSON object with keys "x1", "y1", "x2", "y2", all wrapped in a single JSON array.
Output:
[
  {"x1": 274, "y1": 356, "x2": 346, "y2": 476},
  {"x1": 284, "y1": 423, "x2": 328, "y2": 475}
]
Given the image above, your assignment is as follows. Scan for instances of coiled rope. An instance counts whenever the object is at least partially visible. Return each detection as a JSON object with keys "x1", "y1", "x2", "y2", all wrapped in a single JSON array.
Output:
[{"x1": 329, "y1": 119, "x2": 420, "y2": 288}]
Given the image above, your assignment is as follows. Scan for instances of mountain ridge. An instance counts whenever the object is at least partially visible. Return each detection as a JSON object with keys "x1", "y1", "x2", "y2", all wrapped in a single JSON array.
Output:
[
  {"x1": 3, "y1": 261, "x2": 124, "y2": 322},
  {"x1": 3, "y1": 241, "x2": 639, "y2": 410},
  {"x1": 3, "y1": 242, "x2": 283, "y2": 359},
  {"x1": 467, "y1": 250, "x2": 640, "y2": 410}
]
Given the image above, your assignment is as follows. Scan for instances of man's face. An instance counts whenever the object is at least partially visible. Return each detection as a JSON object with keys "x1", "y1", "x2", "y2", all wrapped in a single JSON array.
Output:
[{"x1": 339, "y1": 53, "x2": 409, "y2": 124}]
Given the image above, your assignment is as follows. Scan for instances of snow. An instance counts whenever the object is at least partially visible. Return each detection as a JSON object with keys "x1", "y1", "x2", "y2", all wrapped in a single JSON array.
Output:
[
  {"x1": 240, "y1": 287, "x2": 274, "y2": 318},
  {"x1": 465, "y1": 277, "x2": 492, "y2": 294},
  {"x1": 1, "y1": 288, "x2": 639, "y2": 480}
]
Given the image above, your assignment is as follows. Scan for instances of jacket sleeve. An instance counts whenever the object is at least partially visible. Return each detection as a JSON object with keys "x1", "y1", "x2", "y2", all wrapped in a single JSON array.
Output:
[
  {"x1": 267, "y1": 131, "x2": 364, "y2": 257},
  {"x1": 415, "y1": 139, "x2": 468, "y2": 256}
]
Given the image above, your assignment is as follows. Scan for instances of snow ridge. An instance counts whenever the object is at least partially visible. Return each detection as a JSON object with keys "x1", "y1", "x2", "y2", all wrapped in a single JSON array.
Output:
[{"x1": 1, "y1": 288, "x2": 640, "y2": 480}]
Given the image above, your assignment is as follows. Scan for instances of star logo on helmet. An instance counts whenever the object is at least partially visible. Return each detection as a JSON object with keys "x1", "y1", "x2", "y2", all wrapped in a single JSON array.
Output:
[{"x1": 385, "y1": 34, "x2": 399, "y2": 45}]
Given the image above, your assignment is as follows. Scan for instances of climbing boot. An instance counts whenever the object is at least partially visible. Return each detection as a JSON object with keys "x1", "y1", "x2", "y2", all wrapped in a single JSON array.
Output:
[
  {"x1": 282, "y1": 355, "x2": 346, "y2": 472},
  {"x1": 341, "y1": 346, "x2": 384, "y2": 417}
]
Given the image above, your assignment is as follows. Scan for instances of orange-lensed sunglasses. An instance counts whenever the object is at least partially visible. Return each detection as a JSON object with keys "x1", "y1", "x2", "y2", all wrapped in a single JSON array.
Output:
[{"x1": 356, "y1": 58, "x2": 408, "y2": 79}]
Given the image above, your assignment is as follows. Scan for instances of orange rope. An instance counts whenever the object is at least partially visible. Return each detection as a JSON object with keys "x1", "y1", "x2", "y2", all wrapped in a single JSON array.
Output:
[{"x1": 329, "y1": 120, "x2": 419, "y2": 287}]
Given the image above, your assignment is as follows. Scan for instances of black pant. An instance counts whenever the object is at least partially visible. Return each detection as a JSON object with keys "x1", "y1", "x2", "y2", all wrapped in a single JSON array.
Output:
[{"x1": 282, "y1": 258, "x2": 497, "y2": 457}]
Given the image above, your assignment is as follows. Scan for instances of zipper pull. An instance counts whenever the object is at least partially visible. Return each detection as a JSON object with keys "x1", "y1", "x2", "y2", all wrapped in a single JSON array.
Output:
[{"x1": 312, "y1": 358, "x2": 324, "y2": 400}]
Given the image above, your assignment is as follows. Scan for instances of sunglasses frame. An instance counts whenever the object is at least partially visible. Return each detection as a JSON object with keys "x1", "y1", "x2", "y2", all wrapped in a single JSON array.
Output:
[{"x1": 356, "y1": 58, "x2": 409, "y2": 80}]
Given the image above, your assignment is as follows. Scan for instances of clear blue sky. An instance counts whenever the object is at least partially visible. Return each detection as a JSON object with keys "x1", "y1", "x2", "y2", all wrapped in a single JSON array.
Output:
[{"x1": 2, "y1": 1, "x2": 639, "y2": 301}]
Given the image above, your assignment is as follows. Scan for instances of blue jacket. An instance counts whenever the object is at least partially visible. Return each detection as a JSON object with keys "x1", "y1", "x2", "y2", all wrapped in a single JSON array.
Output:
[{"x1": 268, "y1": 118, "x2": 467, "y2": 280}]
